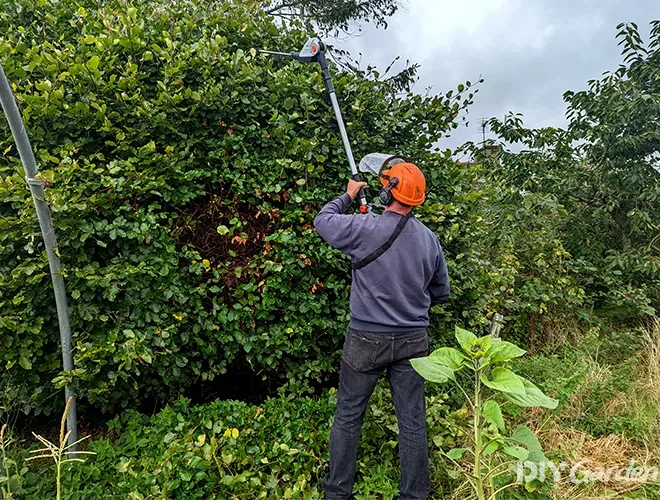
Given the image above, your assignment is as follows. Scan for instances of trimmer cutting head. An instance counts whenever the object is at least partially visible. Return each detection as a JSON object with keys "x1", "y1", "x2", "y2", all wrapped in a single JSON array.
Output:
[
  {"x1": 298, "y1": 38, "x2": 323, "y2": 60},
  {"x1": 258, "y1": 38, "x2": 323, "y2": 63}
]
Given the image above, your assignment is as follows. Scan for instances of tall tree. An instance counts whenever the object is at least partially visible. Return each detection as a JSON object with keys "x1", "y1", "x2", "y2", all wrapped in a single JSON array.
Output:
[
  {"x1": 564, "y1": 21, "x2": 660, "y2": 254},
  {"x1": 478, "y1": 20, "x2": 660, "y2": 324}
]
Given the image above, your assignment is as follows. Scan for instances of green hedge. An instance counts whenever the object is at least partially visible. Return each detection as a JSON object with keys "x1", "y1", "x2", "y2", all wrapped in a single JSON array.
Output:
[{"x1": 0, "y1": 0, "x2": 482, "y2": 414}]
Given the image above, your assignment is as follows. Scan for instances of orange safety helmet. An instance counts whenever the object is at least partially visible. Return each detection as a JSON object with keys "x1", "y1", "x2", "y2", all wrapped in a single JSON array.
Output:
[{"x1": 379, "y1": 162, "x2": 426, "y2": 206}]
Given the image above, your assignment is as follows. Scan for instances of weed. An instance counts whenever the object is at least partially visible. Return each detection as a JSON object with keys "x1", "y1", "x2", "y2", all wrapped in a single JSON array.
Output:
[
  {"x1": 25, "y1": 398, "x2": 95, "y2": 500},
  {"x1": 411, "y1": 326, "x2": 557, "y2": 500},
  {"x1": 641, "y1": 320, "x2": 660, "y2": 405},
  {"x1": 0, "y1": 424, "x2": 26, "y2": 499}
]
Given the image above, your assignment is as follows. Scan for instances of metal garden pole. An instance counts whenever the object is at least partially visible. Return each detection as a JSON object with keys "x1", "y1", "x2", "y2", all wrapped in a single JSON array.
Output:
[{"x1": 0, "y1": 61, "x2": 78, "y2": 449}]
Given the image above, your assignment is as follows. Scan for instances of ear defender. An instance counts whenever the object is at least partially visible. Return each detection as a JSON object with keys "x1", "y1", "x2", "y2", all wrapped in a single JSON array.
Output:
[{"x1": 379, "y1": 177, "x2": 399, "y2": 206}]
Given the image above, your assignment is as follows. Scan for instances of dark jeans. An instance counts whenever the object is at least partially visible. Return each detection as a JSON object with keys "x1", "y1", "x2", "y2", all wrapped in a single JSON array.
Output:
[{"x1": 322, "y1": 328, "x2": 430, "y2": 500}]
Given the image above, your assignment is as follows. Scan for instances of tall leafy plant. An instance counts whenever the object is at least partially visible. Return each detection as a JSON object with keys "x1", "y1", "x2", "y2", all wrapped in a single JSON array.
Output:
[{"x1": 411, "y1": 327, "x2": 557, "y2": 499}]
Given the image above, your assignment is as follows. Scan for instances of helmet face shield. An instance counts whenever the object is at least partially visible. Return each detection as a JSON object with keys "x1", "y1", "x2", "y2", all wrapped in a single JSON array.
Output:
[
  {"x1": 358, "y1": 153, "x2": 407, "y2": 176},
  {"x1": 359, "y1": 153, "x2": 425, "y2": 207}
]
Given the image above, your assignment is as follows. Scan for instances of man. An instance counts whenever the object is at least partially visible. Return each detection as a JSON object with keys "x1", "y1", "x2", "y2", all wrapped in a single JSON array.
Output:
[{"x1": 314, "y1": 161, "x2": 450, "y2": 500}]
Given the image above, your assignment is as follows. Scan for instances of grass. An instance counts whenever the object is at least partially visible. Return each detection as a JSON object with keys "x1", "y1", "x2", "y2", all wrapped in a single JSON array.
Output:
[
  {"x1": 512, "y1": 320, "x2": 660, "y2": 499},
  {"x1": 1, "y1": 424, "x2": 17, "y2": 499},
  {"x1": 535, "y1": 425, "x2": 659, "y2": 498},
  {"x1": 25, "y1": 397, "x2": 95, "y2": 500},
  {"x1": 641, "y1": 320, "x2": 660, "y2": 405}
]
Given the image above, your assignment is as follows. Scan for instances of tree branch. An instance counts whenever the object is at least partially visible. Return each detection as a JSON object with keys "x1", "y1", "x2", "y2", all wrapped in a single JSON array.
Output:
[{"x1": 266, "y1": 1, "x2": 301, "y2": 15}]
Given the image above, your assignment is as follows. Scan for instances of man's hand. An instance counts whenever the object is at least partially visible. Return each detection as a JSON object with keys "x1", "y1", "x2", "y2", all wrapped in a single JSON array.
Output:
[{"x1": 346, "y1": 179, "x2": 368, "y2": 200}]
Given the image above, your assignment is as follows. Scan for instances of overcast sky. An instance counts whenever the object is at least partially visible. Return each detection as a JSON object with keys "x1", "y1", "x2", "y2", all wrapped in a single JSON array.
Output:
[{"x1": 334, "y1": 0, "x2": 658, "y2": 151}]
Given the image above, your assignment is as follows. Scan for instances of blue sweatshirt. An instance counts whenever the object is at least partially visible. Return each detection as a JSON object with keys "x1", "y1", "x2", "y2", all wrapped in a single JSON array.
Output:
[{"x1": 314, "y1": 193, "x2": 450, "y2": 333}]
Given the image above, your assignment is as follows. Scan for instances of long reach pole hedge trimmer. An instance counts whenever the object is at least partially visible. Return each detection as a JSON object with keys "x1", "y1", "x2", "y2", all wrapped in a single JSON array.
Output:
[{"x1": 260, "y1": 38, "x2": 372, "y2": 213}]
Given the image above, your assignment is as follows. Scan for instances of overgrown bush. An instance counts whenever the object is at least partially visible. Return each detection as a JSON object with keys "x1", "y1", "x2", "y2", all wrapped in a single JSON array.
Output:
[{"x1": 10, "y1": 345, "x2": 659, "y2": 499}]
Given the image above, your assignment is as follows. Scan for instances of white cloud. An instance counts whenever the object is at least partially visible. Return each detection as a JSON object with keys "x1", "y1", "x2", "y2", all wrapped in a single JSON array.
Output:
[{"x1": 332, "y1": 0, "x2": 659, "y2": 148}]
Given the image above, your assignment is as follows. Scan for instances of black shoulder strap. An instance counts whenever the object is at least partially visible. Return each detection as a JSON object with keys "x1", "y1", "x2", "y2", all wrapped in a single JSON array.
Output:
[{"x1": 353, "y1": 213, "x2": 412, "y2": 270}]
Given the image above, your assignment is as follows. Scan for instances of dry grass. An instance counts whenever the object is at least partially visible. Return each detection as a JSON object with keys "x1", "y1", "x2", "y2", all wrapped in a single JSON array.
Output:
[
  {"x1": 538, "y1": 425, "x2": 655, "y2": 468},
  {"x1": 558, "y1": 357, "x2": 612, "y2": 422},
  {"x1": 517, "y1": 335, "x2": 660, "y2": 499},
  {"x1": 534, "y1": 424, "x2": 659, "y2": 499},
  {"x1": 543, "y1": 343, "x2": 659, "y2": 441},
  {"x1": 641, "y1": 319, "x2": 660, "y2": 405},
  {"x1": 536, "y1": 318, "x2": 593, "y2": 354},
  {"x1": 442, "y1": 323, "x2": 660, "y2": 499},
  {"x1": 601, "y1": 392, "x2": 628, "y2": 419},
  {"x1": 510, "y1": 327, "x2": 660, "y2": 499}
]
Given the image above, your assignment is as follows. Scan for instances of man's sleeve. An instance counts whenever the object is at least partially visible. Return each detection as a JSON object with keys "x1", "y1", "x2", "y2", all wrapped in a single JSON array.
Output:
[
  {"x1": 313, "y1": 193, "x2": 359, "y2": 255},
  {"x1": 429, "y1": 242, "x2": 450, "y2": 305}
]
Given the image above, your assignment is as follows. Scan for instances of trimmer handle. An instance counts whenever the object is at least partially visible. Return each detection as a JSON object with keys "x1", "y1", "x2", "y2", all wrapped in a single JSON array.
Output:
[{"x1": 351, "y1": 173, "x2": 369, "y2": 213}]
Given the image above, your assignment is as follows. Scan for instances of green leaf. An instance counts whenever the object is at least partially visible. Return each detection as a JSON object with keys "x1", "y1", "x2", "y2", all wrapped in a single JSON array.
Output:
[
  {"x1": 482, "y1": 400, "x2": 505, "y2": 432},
  {"x1": 480, "y1": 367, "x2": 525, "y2": 395},
  {"x1": 455, "y1": 326, "x2": 477, "y2": 353},
  {"x1": 35, "y1": 80, "x2": 52, "y2": 91},
  {"x1": 39, "y1": 170, "x2": 55, "y2": 184},
  {"x1": 490, "y1": 340, "x2": 527, "y2": 364},
  {"x1": 217, "y1": 225, "x2": 229, "y2": 235},
  {"x1": 471, "y1": 335, "x2": 494, "y2": 358},
  {"x1": 86, "y1": 55, "x2": 100, "y2": 71},
  {"x1": 445, "y1": 448, "x2": 469, "y2": 460},
  {"x1": 428, "y1": 347, "x2": 466, "y2": 370},
  {"x1": 483, "y1": 440, "x2": 499, "y2": 456},
  {"x1": 502, "y1": 377, "x2": 559, "y2": 409},
  {"x1": 510, "y1": 426, "x2": 548, "y2": 463},
  {"x1": 502, "y1": 445, "x2": 529, "y2": 460},
  {"x1": 19, "y1": 355, "x2": 32, "y2": 370},
  {"x1": 410, "y1": 357, "x2": 455, "y2": 383}
]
